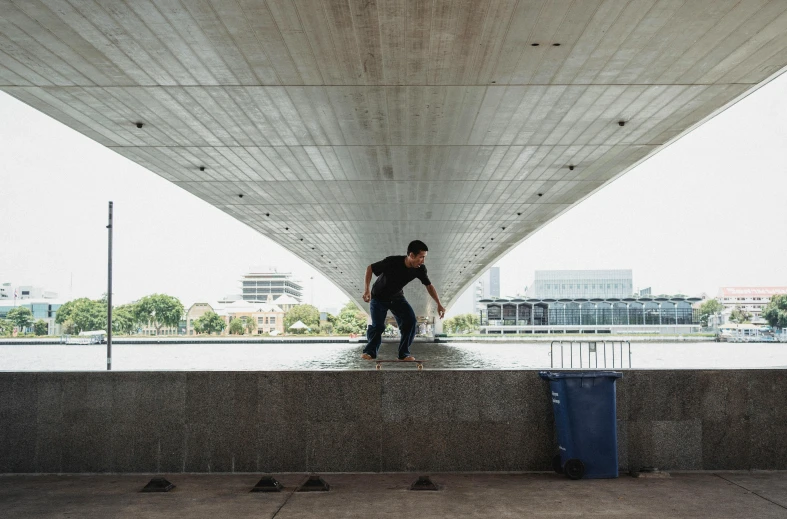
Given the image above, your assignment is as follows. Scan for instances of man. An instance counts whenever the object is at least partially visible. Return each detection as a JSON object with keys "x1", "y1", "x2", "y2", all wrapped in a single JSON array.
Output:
[{"x1": 361, "y1": 240, "x2": 446, "y2": 361}]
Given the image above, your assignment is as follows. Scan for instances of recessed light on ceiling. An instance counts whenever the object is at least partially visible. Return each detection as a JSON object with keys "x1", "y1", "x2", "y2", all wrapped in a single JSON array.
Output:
[
  {"x1": 531, "y1": 43, "x2": 540, "y2": 46},
  {"x1": 618, "y1": 120, "x2": 626, "y2": 127},
  {"x1": 538, "y1": 193, "x2": 543, "y2": 197},
  {"x1": 200, "y1": 166, "x2": 206, "y2": 171},
  {"x1": 135, "y1": 122, "x2": 143, "y2": 128}
]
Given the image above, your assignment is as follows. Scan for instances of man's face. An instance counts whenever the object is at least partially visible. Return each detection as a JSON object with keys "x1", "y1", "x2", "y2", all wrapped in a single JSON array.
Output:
[{"x1": 408, "y1": 250, "x2": 427, "y2": 267}]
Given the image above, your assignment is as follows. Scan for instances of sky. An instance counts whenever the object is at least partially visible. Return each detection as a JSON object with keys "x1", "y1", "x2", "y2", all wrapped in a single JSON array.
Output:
[{"x1": 2, "y1": 71, "x2": 786, "y2": 317}]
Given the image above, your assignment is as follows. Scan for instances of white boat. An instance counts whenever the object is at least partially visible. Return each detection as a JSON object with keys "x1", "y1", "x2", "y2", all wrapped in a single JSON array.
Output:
[{"x1": 61, "y1": 330, "x2": 107, "y2": 345}]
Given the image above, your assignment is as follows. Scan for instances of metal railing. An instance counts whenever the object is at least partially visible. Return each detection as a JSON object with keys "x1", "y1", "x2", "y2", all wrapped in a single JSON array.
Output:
[{"x1": 549, "y1": 340, "x2": 631, "y2": 369}]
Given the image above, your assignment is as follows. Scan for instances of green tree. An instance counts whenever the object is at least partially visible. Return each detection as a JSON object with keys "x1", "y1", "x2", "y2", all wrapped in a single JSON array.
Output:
[
  {"x1": 33, "y1": 319, "x2": 48, "y2": 336},
  {"x1": 319, "y1": 322, "x2": 334, "y2": 335},
  {"x1": 698, "y1": 299, "x2": 723, "y2": 327},
  {"x1": 333, "y1": 301, "x2": 367, "y2": 335},
  {"x1": 7, "y1": 307, "x2": 34, "y2": 330},
  {"x1": 729, "y1": 306, "x2": 751, "y2": 324},
  {"x1": 762, "y1": 294, "x2": 787, "y2": 329},
  {"x1": 0, "y1": 319, "x2": 15, "y2": 336},
  {"x1": 245, "y1": 318, "x2": 256, "y2": 335},
  {"x1": 445, "y1": 313, "x2": 479, "y2": 334},
  {"x1": 194, "y1": 311, "x2": 226, "y2": 335},
  {"x1": 229, "y1": 317, "x2": 245, "y2": 335},
  {"x1": 284, "y1": 304, "x2": 320, "y2": 331},
  {"x1": 134, "y1": 294, "x2": 184, "y2": 335},
  {"x1": 56, "y1": 298, "x2": 104, "y2": 333},
  {"x1": 60, "y1": 319, "x2": 76, "y2": 335},
  {"x1": 112, "y1": 304, "x2": 138, "y2": 335}
]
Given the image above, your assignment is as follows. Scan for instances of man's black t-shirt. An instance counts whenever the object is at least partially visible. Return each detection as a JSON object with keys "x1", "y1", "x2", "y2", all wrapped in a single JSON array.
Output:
[{"x1": 370, "y1": 256, "x2": 431, "y2": 301}]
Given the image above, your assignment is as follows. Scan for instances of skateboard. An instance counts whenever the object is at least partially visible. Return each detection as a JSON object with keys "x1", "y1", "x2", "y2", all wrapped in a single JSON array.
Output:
[{"x1": 374, "y1": 359, "x2": 426, "y2": 370}]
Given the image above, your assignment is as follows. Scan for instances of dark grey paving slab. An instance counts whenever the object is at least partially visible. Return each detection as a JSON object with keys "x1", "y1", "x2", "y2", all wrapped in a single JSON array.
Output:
[{"x1": 720, "y1": 472, "x2": 787, "y2": 510}]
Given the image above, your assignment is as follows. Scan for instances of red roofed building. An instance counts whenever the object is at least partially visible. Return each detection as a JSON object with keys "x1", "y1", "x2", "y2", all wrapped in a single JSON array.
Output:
[{"x1": 717, "y1": 287, "x2": 787, "y2": 324}]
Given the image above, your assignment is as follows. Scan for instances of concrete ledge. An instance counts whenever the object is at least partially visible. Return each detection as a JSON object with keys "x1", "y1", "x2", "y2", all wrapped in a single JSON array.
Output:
[{"x1": 1, "y1": 370, "x2": 785, "y2": 473}]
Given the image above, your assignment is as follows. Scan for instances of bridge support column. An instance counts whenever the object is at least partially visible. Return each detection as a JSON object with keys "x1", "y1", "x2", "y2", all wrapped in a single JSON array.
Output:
[{"x1": 433, "y1": 316, "x2": 443, "y2": 336}]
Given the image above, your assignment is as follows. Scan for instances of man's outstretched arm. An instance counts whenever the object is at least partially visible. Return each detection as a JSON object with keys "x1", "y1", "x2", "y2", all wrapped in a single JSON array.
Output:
[
  {"x1": 362, "y1": 265, "x2": 373, "y2": 302},
  {"x1": 426, "y1": 284, "x2": 446, "y2": 319}
]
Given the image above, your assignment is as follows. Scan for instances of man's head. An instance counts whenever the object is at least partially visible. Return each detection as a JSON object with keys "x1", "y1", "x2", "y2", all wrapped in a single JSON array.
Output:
[{"x1": 406, "y1": 240, "x2": 428, "y2": 267}]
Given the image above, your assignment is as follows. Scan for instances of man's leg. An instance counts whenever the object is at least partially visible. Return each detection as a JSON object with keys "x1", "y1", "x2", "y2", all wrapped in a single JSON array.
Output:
[
  {"x1": 362, "y1": 298, "x2": 388, "y2": 359},
  {"x1": 389, "y1": 298, "x2": 417, "y2": 359}
]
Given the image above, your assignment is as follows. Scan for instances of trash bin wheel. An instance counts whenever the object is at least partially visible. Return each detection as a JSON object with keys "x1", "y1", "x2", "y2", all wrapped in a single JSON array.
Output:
[
  {"x1": 564, "y1": 459, "x2": 585, "y2": 480},
  {"x1": 552, "y1": 454, "x2": 563, "y2": 474}
]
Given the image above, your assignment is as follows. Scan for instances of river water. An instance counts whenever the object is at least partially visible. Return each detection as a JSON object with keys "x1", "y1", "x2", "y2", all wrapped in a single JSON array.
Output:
[{"x1": 1, "y1": 340, "x2": 786, "y2": 371}]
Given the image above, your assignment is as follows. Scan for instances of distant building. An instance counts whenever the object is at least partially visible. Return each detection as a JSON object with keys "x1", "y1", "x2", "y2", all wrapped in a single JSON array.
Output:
[
  {"x1": 478, "y1": 295, "x2": 701, "y2": 334},
  {"x1": 639, "y1": 287, "x2": 652, "y2": 297},
  {"x1": 472, "y1": 279, "x2": 484, "y2": 314},
  {"x1": 716, "y1": 287, "x2": 787, "y2": 324},
  {"x1": 1, "y1": 282, "x2": 58, "y2": 301},
  {"x1": 471, "y1": 268, "x2": 500, "y2": 314},
  {"x1": 530, "y1": 270, "x2": 633, "y2": 299},
  {"x1": 240, "y1": 270, "x2": 303, "y2": 303},
  {"x1": 0, "y1": 300, "x2": 63, "y2": 335},
  {"x1": 0, "y1": 282, "x2": 62, "y2": 334},
  {"x1": 488, "y1": 267, "x2": 500, "y2": 298},
  {"x1": 184, "y1": 301, "x2": 286, "y2": 336}
]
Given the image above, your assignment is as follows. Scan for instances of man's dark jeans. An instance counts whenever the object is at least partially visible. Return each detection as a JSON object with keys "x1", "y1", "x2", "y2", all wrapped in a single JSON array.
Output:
[{"x1": 363, "y1": 297, "x2": 417, "y2": 359}]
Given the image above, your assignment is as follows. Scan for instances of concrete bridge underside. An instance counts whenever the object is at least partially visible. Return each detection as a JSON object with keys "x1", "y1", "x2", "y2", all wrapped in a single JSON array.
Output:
[{"x1": 2, "y1": 0, "x2": 787, "y2": 315}]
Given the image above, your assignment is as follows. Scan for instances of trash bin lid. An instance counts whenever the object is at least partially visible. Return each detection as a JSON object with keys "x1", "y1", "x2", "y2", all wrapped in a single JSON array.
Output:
[{"x1": 539, "y1": 371, "x2": 622, "y2": 380}]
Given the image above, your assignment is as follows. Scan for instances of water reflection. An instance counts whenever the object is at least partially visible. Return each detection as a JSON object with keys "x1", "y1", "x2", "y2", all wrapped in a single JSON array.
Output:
[{"x1": 1, "y1": 341, "x2": 786, "y2": 371}]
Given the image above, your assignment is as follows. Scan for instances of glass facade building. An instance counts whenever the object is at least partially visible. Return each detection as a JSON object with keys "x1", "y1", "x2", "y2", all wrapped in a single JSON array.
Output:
[
  {"x1": 530, "y1": 270, "x2": 633, "y2": 299},
  {"x1": 479, "y1": 297, "x2": 701, "y2": 327}
]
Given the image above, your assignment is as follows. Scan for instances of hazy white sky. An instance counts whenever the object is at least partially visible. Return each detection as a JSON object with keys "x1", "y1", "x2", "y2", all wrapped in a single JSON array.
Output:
[{"x1": 2, "y1": 72, "x2": 786, "y2": 317}]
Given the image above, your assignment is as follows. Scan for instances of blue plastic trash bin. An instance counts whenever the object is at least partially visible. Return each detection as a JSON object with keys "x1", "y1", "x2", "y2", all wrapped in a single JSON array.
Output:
[{"x1": 539, "y1": 371, "x2": 622, "y2": 480}]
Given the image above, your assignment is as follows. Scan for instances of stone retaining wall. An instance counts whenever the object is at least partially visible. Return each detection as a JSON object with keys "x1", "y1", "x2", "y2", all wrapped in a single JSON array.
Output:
[{"x1": 1, "y1": 370, "x2": 784, "y2": 473}]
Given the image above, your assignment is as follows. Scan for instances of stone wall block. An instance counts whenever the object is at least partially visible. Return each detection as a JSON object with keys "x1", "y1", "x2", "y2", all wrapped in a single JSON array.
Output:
[
  {"x1": 33, "y1": 421, "x2": 62, "y2": 473},
  {"x1": 748, "y1": 370, "x2": 787, "y2": 422},
  {"x1": 62, "y1": 421, "x2": 112, "y2": 473},
  {"x1": 698, "y1": 371, "x2": 749, "y2": 421},
  {"x1": 478, "y1": 371, "x2": 532, "y2": 422},
  {"x1": 184, "y1": 423, "x2": 211, "y2": 472},
  {"x1": 34, "y1": 373, "x2": 65, "y2": 424},
  {"x1": 0, "y1": 423, "x2": 36, "y2": 473},
  {"x1": 380, "y1": 371, "x2": 433, "y2": 423},
  {"x1": 626, "y1": 372, "x2": 700, "y2": 421},
  {"x1": 258, "y1": 422, "x2": 308, "y2": 473},
  {"x1": 749, "y1": 419, "x2": 787, "y2": 470},
  {"x1": 702, "y1": 417, "x2": 750, "y2": 470},
  {"x1": 306, "y1": 372, "x2": 380, "y2": 423},
  {"x1": 258, "y1": 372, "x2": 308, "y2": 424},
  {"x1": 307, "y1": 420, "x2": 381, "y2": 472}
]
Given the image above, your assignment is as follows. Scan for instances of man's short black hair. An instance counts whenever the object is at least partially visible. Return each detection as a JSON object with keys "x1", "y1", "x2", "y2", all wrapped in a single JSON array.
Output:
[{"x1": 407, "y1": 240, "x2": 428, "y2": 256}]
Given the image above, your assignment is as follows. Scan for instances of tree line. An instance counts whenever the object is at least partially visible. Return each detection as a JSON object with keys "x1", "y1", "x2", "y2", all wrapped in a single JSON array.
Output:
[
  {"x1": 0, "y1": 295, "x2": 371, "y2": 338},
  {"x1": 0, "y1": 294, "x2": 186, "y2": 337}
]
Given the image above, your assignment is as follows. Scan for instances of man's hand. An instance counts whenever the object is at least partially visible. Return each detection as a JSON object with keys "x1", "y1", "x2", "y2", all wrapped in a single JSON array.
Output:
[
  {"x1": 437, "y1": 304, "x2": 446, "y2": 319},
  {"x1": 362, "y1": 290, "x2": 371, "y2": 303}
]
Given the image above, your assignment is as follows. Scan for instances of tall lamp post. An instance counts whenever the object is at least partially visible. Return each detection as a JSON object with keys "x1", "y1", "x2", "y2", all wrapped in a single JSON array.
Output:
[{"x1": 106, "y1": 201, "x2": 113, "y2": 371}]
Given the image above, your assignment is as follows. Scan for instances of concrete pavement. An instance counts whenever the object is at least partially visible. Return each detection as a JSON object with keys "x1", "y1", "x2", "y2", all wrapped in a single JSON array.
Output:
[{"x1": 1, "y1": 472, "x2": 786, "y2": 518}]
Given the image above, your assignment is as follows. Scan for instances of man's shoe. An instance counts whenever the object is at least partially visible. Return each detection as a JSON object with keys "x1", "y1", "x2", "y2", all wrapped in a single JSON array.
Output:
[
  {"x1": 361, "y1": 353, "x2": 374, "y2": 360},
  {"x1": 399, "y1": 356, "x2": 416, "y2": 361}
]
